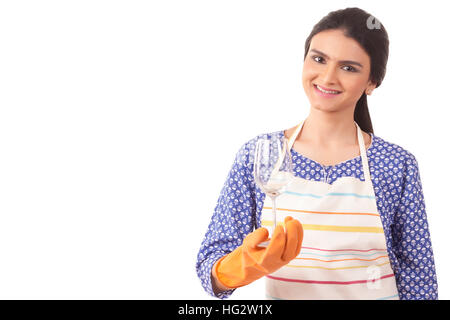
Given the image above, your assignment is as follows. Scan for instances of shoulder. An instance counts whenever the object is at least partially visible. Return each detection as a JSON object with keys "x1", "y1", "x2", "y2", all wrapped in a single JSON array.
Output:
[
  {"x1": 369, "y1": 133, "x2": 419, "y2": 176},
  {"x1": 235, "y1": 129, "x2": 284, "y2": 168}
]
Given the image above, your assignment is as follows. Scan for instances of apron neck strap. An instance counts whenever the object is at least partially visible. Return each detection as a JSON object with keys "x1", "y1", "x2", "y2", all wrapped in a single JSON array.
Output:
[{"x1": 355, "y1": 121, "x2": 371, "y2": 183}]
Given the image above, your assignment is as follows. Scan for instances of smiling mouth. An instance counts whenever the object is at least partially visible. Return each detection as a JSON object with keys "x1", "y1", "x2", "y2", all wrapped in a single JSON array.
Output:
[{"x1": 313, "y1": 84, "x2": 342, "y2": 94}]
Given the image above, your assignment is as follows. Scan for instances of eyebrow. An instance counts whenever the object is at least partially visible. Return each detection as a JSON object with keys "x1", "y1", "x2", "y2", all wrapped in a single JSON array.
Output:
[{"x1": 309, "y1": 49, "x2": 364, "y2": 68}]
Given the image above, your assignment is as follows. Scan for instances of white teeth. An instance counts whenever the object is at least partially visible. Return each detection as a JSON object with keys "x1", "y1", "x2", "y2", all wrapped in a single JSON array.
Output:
[{"x1": 315, "y1": 85, "x2": 340, "y2": 94}]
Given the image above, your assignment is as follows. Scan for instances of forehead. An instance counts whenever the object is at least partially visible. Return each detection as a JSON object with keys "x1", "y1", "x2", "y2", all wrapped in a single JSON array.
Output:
[{"x1": 310, "y1": 29, "x2": 370, "y2": 65}]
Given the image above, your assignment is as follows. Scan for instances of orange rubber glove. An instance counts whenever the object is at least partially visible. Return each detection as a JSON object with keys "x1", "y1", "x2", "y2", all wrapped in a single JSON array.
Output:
[{"x1": 214, "y1": 216, "x2": 303, "y2": 288}]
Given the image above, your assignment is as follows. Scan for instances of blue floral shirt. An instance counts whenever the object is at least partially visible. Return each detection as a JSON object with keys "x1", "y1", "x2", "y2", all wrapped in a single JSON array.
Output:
[{"x1": 195, "y1": 129, "x2": 438, "y2": 300}]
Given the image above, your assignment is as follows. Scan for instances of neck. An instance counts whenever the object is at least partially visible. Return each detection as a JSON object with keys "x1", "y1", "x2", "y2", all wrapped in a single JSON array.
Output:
[{"x1": 300, "y1": 109, "x2": 358, "y2": 148}]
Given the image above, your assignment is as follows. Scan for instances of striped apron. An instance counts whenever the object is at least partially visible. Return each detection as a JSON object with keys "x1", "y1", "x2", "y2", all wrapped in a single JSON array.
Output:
[{"x1": 260, "y1": 120, "x2": 399, "y2": 300}]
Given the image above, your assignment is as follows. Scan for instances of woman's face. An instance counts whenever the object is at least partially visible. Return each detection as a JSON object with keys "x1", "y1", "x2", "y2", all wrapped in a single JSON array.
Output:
[{"x1": 302, "y1": 29, "x2": 376, "y2": 113}]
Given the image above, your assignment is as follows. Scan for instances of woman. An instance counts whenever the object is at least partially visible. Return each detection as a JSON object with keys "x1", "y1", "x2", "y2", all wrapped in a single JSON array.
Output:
[{"x1": 196, "y1": 7, "x2": 438, "y2": 300}]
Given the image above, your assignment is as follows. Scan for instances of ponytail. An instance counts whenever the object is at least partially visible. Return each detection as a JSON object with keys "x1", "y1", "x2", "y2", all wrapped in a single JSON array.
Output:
[{"x1": 354, "y1": 93, "x2": 374, "y2": 134}]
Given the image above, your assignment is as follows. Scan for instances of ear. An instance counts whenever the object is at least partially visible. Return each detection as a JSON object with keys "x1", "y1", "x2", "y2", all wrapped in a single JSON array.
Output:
[{"x1": 365, "y1": 81, "x2": 377, "y2": 96}]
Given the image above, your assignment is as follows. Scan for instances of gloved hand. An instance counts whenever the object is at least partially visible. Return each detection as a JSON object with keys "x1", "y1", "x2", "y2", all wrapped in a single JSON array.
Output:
[{"x1": 214, "y1": 216, "x2": 303, "y2": 288}]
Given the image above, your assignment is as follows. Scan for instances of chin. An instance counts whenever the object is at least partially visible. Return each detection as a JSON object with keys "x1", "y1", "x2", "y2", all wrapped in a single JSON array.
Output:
[{"x1": 310, "y1": 101, "x2": 343, "y2": 113}]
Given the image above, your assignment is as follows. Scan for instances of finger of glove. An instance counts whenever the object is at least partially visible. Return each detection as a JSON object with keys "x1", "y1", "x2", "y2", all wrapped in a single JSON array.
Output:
[
  {"x1": 266, "y1": 224, "x2": 286, "y2": 260},
  {"x1": 294, "y1": 219, "x2": 304, "y2": 257},
  {"x1": 243, "y1": 227, "x2": 269, "y2": 249},
  {"x1": 282, "y1": 218, "x2": 300, "y2": 261}
]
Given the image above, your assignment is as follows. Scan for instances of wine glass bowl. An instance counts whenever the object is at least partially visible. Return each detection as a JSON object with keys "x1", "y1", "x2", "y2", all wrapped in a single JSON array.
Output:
[{"x1": 253, "y1": 136, "x2": 294, "y2": 247}]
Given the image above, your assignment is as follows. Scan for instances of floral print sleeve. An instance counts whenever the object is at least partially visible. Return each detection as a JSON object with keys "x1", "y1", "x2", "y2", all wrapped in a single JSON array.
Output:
[
  {"x1": 195, "y1": 140, "x2": 257, "y2": 299},
  {"x1": 391, "y1": 153, "x2": 438, "y2": 299}
]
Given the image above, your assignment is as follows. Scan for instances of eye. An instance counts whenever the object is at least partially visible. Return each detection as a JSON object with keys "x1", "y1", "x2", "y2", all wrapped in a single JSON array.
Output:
[
  {"x1": 312, "y1": 55, "x2": 325, "y2": 63},
  {"x1": 311, "y1": 55, "x2": 358, "y2": 73},
  {"x1": 342, "y1": 65, "x2": 357, "y2": 72}
]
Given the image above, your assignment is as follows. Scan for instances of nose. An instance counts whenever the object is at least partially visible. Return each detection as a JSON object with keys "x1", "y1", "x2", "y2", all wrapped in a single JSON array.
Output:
[{"x1": 321, "y1": 63, "x2": 339, "y2": 84}]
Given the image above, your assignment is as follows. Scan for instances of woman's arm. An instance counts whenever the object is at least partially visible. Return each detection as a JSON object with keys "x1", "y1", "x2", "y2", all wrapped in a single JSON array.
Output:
[
  {"x1": 195, "y1": 139, "x2": 258, "y2": 299},
  {"x1": 392, "y1": 153, "x2": 438, "y2": 299}
]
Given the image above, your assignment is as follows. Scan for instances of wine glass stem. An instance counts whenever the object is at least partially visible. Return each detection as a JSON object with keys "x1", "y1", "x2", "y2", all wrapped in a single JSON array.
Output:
[{"x1": 270, "y1": 195, "x2": 277, "y2": 235}]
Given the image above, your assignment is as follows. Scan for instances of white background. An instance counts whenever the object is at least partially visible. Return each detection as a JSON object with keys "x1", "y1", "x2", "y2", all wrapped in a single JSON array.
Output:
[{"x1": 0, "y1": 0, "x2": 448, "y2": 299}]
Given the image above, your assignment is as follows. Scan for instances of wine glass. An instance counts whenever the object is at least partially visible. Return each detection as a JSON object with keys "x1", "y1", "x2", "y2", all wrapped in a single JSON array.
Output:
[{"x1": 253, "y1": 136, "x2": 294, "y2": 247}]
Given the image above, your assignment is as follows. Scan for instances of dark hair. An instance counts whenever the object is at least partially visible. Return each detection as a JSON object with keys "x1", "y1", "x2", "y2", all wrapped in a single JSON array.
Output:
[{"x1": 303, "y1": 7, "x2": 389, "y2": 134}]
